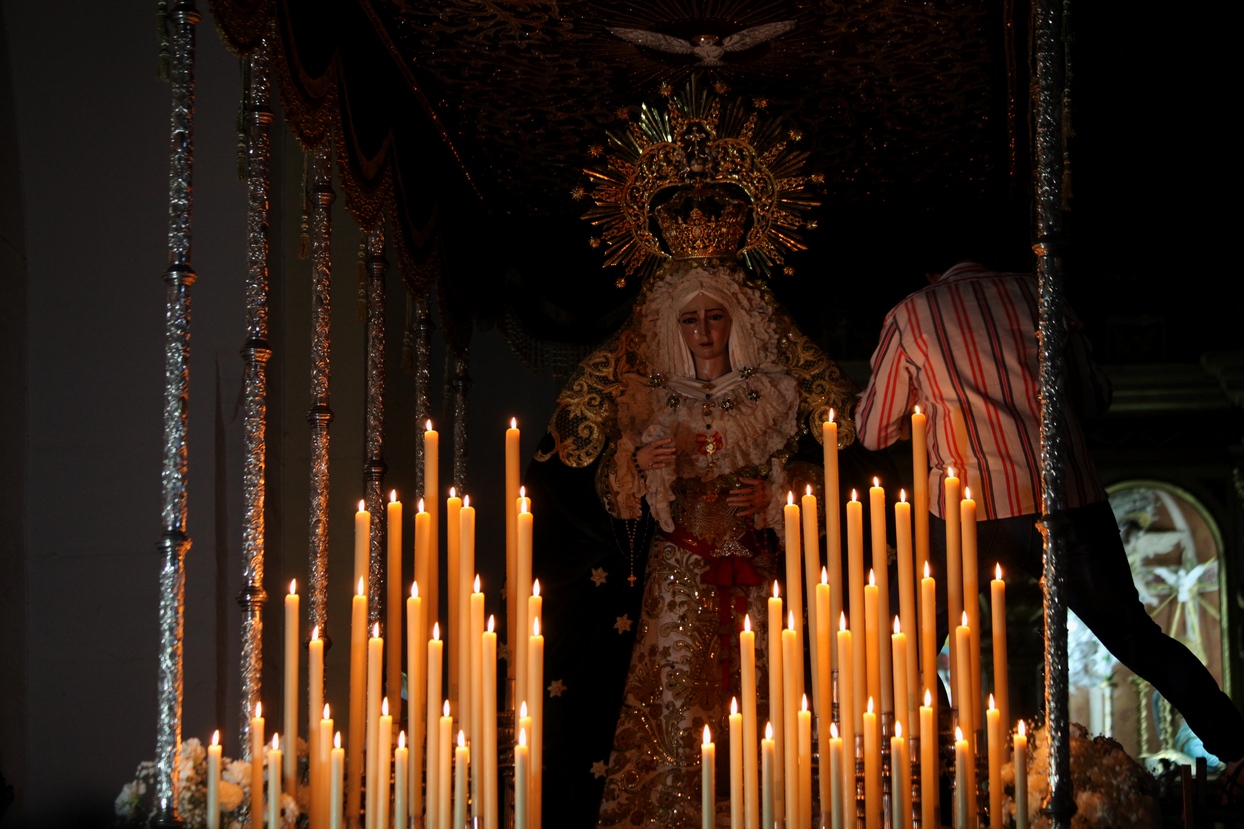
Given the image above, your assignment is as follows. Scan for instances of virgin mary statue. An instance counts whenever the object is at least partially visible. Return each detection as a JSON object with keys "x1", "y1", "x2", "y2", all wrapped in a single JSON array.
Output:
[{"x1": 527, "y1": 85, "x2": 890, "y2": 827}]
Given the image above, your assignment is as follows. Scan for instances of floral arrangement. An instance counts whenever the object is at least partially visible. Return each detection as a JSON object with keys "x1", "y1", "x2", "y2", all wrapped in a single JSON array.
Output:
[
  {"x1": 1001, "y1": 722, "x2": 1160, "y2": 829},
  {"x1": 115, "y1": 738, "x2": 306, "y2": 828}
]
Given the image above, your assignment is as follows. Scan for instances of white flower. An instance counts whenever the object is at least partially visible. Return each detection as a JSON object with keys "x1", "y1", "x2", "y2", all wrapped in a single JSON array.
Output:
[
  {"x1": 223, "y1": 758, "x2": 251, "y2": 787},
  {"x1": 218, "y1": 779, "x2": 244, "y2": 812},
  {"x1": 114, "y1": 780, "x2": 145, "y2": 817}
]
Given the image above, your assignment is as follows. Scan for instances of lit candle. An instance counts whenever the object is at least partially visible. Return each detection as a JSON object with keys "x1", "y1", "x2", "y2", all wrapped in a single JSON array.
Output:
[
  {"x1": 798, "y1": 695, "x2": 812, "y2": 829},
  {"x1": 784, "y1": 492, "x2": 805, "y2": 707},
  {"x1": 438, "y1": 701, "x2": 452, "y2": 829},
  {"x1": 944, "y1": 469, "x2": 963, "y2": 702},
  {"x1": 954, "y1": 727, "x2": 968, "y2": 829},
  {"x1": 892, "y1": 720, "x2": 910, "y2": 829},
  {"x1": 987, "y1": 696, "x2": 1002, "y2": 829},
  {"x1": 423, "y1": 421, "x2": 440, "y2": 637},
  {"x1": 955, "y1": 612, "x2": 977, "y2": 827},
  {"x1": 702, "y1": 725, "x2": 716, "y2": 829},
  {"x1": 394, "y1": 731, "x2": 408, "y2": 829},
  {"x1": 453, "y1": 730, "x2": 469, "y2": 829},
  {"x1": 316, "y1": 704, "x2": 332, "y2": 829},
  {"x1": 740, "y1": 615, "x2": 759, "y2": 829},
  {"x1": 516, "y1": 494, "x2": 533, "y2": 719},
  {"x1": 483, "y1": 615, "x2": 499, "y2": 829},
  {"x1": 207, "y1": 730, "x2": 221, "y2": 829},
  {"x1": 802, "y1": 485, "x2": 822, "y2": 712},
  {"x1": 921, "y1": 690, "x2": 936, "y2": 829},
  {"x1": 868, "y1": 478, "x2": 894, "y2": 714},
  {"x1": 911, "y1": 407, "x2": 929, "y2": 600},
  {"x1": 891, "y1": 617, "x2": 909, "y2": 740},
  {"x1": 506, "y1": 419, "x2": 521, "y2": 684},
  {"x1": 991, "y1": 564, "x2": 1010, "y2": 738},
  {"x1": 267, "y1": 733, "x2": 282, "y2": 829},
  {"x1": 822, "y1": 412, "x2": 843, "y2": 676},
  {"x1": 365, "y1": 623, "x2": 383, "y2": 828},
  {"x1": 283, "y1": 580, "x2": 300, "y2": 796},
  {"x1": 847, "y1": 492, "x2": 866, "y2": 734},
  {"x1": 962, "y1": 488, "x2": 982, "y2": 731},
  {"x1": 920, "y1": 562, "x2": 939, "y2": 818},
  {"x1": 815, "y1": 568, "x2": 833, "y2": 816},
  {"x1": 330, "y1": 732, "x2": 344, "y2": 829},
  {"x1": 354, "y1": 499, "x2": 370, "y2": 596},
  {"x1": 426, "y1": 624, "x2": 444, "y2": 829},
  {"x1": 864, "y1": 571, "x2": 880, "y2": 714},
  {"x1": 446, "y1": 487, "x2": 462, "y2": 718},
  {"x1": 387, "y1": 493, "x2": 404, "y2": 725},
  {"x1": 783, "y1": 612, "x2": 799, "y2": 828},
  {"x1": 829, "y1": 722, "x2": 843, "y2": 829},
  {"x1": 896, "y1": 491, "x2": 918, "y2": 736},
  {"x1": 767, "y1": 583, "x2": 785, "y2": 827},
  {"x1": 836, "y1": 614, "x2": 856, "y2": 812},
  {"x1": 308, "y1": 627, "x2": 324, "y2": 828},
  {"x1": 470, "y1": 575, "x2": 485, "y2": 820},
  {"x1": 729, "y1": 698, "x2": 743, "y2": 829},
  {"x1": 347, "y1": 579, "x2": 367, "y2": 826},
  {"x1": 1014, "y1": 720, "x2": 1028, "y2": 829},
  {"x1": 250, "y1": 702, "x2": 264, "y2": 829},
  {"x1": 457, "y1": 498, "x2": 476, "y2": 747},
  {"x1": 406, "y1": 583, "x2": 425, "y2": 822},
  {"x1": 528, "y1": 615, "x2": 545, "y2": 829},
  {"x1": 761, "y1": 723, "x2": 775, "y2": 829},
  {"x1": 515, "y1": 728, "x2": 530, "y2": 829},
  {"x1": 864, "y1": 697, "x2": 879, "y2": 829},
  {"x1": 376, "y1": 698, "x2": 392, "y2": 829}
]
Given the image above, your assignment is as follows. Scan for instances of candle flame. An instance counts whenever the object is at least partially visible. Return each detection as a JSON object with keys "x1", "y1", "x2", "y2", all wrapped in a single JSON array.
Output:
[
  {"x1": 488, "y1": 614, "x2": 496, "y2": 633},
  {"x1": 989, "y1": 694, "x2": 996, "y2": 710},
  {"x1": 357, "y1": 578, "x2": 365, "y2": 597},
  {"x1": 520, "y1": 485, "x2": 526, "y2": 498},
  {"x1": 418, "y1": 497, "x2": 425, "y2": 512},
  {"x1": 533, "y1": 617, "x2": 541, "y2": 637},
  {"x1": 520, "y1": 499, "x2": 529, "y2": 515},
  {"x1": 272, "y1": 733, "x2": 280, "y2": 751},
  {"x1": 382, "y1": 697, "x2": 389, "y2": 716},
  {"x1": 519, "y1": 728, "x2": 527, "y2": 747},
  {"x1": 900, "y1": 489, "x2": 907, "y2": 503},
  {"x1": 924, "y1": 561, "x2": 931, "y2": 579},
  {"x1": 450, "y1": 486, "x2": 457, "y2": 498},
  {"x1": 703, "y1": 724, "x2": 712, "y2": 744},
  {"x1": 914, "y1": 404, "x2": 921, "y2": 415},
  {"x1": 829, "y1": 408, "x2": 836, "y2": 423},
  {"x1": 289, "y1": 579, "x2": 297, "y2": 595},
  {"x1": 802, "y1": 694, "x2": 808, "y2": 713},
  {"x1": 744, "y1": 614, "x2": 752, "y2": 633},
  {"x1": 873, "y1": 477, "x2": 880, "y2": 487},
  {"x1": 458, "y1": 730, "x2": 465, "y2": 748},
  {"x1": 996, "y1": 563, "x2": 1003, "y2": 581},
  {"x1": 831, "y1": 722, "x2": 840, "y2": 739},
  {"x1": 520, "y1": 701, "x2": 528, "y2": 718},
  {"x1": 390, "y1": 490, "x2": 397, "y2": 503},
  {"x1": 411, "y1": 582, "x2": 419, "y2": 600},
  {"x1": 463, "y1": 494, "x2": 470, "y2": 508},
  {"x1": 399, "y1": 731, "x2": 406, "y2": 749},
  {"x1": 806, "y1": 484, "x2": 812, "y2": 496},
  {"x1": 426, "y1": 419, "x2": 433, "y2": 431},
  {"x1": 839, "y1": 612, "x2": 847, "y2": 632},
  {"x1": 474, "y1": 574, "x2": 481, "y2": 593},
  {"x1": 868, "y1": 569, "x2": 875, "y2": 587},
  {"x1": 212, "y1": 729, "x2": 220, "y2": 746},
  {"x1": 510, "y1": 417, "x2": 517, "y2": 429},
  {"x1": 965, "y1": 486, "x2": 971, "y2": 500},
  {"x1": 532, "y1": 579, "x2": 541, "y2": 598},
  {"x1": 335, "y1": 731, "x2": 341, "y2": 749},
  {"x1": 962, "y1": 611, "x2": 969, "y2": 627},
  {"x1": 373, "y1": 623, "x2": 380, "y2": 638},
  {"x1": 924, "y1": 689, "x2": 932, "y2": 707},
  {"x1": 867, "y1": 697, "x2": 874, "y2": 714},
  {"x1": 323, "y1": 703, "x2": 330, "y2": 719},
  {"x1": 821, "y1": 567, "x2": 828, "y2": 585},
  {"x1": 765, "y1": 722, "x2": 774, "y2": 740},
  {"x1": 788, "y1": 611, "x2": 796, "y2": 631},
  {"x1": 948, "y1": 467, "x2": 955, "y2": 478},
  {"x1": 255, "y1": 701, "x2": 262, "y2": 718},
  {"x1": 955, "y1": 726, "x2": 963, "y2": 741},
  {"x1": 773, "y1": 581, "x2": 780, "y2": 599},
  {"x1": 1018, "y1": 719, "x2": 1026, "y2": 737},
  {"x1": 358, "y1": 499, "x2": 366, "y2": 512},
  {"x1": 787, "y1": 491, "x2": 794, "y2": 505},
  {"x1": 893, "y1": 616, "x2": 901, "y2": 634},
  {"x1": 850, "y1": 489, "x2": 858, "y2": 502},
  {"x1": 311, "y1": 625, "x2": 320, "y2": 641},
  {"x1": 443, "y1": 700, "x2": 450, "y2": 717},
  {"x1": 432, "y1": 622, "x2": 441, "y2": 641},
  {"x1": 895, "y1": 721, "x2": 902, "y2": 738},
  {"x1": 731, "y1": 697, "x2": 738, "y2": 716}
]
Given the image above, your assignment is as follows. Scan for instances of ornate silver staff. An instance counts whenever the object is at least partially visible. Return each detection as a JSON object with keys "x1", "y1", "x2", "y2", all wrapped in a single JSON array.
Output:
[
  {"x1": 238, "y1": 35, "x2": 274, "y2": 755},
  {"x1": 307, "y1": 142, "x2": 335, "y2": 640},
  {"x1": 1032, "y1": 0, "x2": 1074, "y2": 825},
  {"x1": 452, "y1": 348, "x2": 471, "y2": 492},
  {"x1": 153, "y1": 1, "x2": 199, "y2": 824},
  {"x1": 364, "y1": 225, "x2": 389, "y2": 626}
]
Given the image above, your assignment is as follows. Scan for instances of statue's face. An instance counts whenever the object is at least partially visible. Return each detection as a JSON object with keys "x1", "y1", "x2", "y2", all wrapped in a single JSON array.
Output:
[{"x1": 678, "y1": 293, "x2": 732, "y2": 365}]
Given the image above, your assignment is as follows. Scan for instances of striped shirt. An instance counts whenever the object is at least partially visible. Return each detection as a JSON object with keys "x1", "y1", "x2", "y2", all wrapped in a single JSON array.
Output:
[{"x1": 855, "y1": 262, "x2": 1111, "y2": 520}]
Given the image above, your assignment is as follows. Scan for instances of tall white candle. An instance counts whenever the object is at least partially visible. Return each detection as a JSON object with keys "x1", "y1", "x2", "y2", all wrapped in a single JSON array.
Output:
[
  {"x1": 962, "y1": 489, "x2": 982, "y2": 731},
  {"x1": 847, "y1": 493, "x2": 866, "y2": 734},
  {"x1": 802, "y1": 485, "x2": 822, "y2": 712},
  {"x1": 823, "y1": 412, "x2": 843, "y2": 676},
  {"x1": 423, "y1": 422, "x2": 440, "y2": 639},
  {"x1": 308, "y1": 627, "x2": 324, "y2": 829},
  {"x1": 453, "y1": 730, "x2": 469, "y2": 829},
  {"x1": 267, "y1": 734, "x2": 282, "y2": 829},
  {"x1": 987, "y1": 696, "x2": 1002, "y2": 829},
  {"x1": 869, "y1": 479, "x2": 894, "y2": 714},
  {"x1": 783, "y1": 492, "x2": 805, "y2": 705},
  {"x1": 316, "y1": 705, "x2": 332, "y2": 829},
  {"x1": 330, "y1": 732, "x2": 344, "y2": 829},
  {"x1": 798, "y1": 695, "x2": 812, "y2": 829},
  {"x1": 470, "y1": 576, "x2": 485, "y2": 820},
  {"x1": 387, "y1": 492, "x2": 403, "y2": 725},
  {"x1": 207, "y1": 731, "x2": 221, "y2": 829},
  {"x1": 250, "y1": 702, "x2": 264, "y2": 829},
  {"x1": 515, "y1": 728, "x2": 530, "y2": 829},
  {"x1": 896, "y1": 492, "x2": 919, "y2": 736},
  {"x1": 365, "y1": 624, "x2": 383, "y2": 829},
  {"x1": 394, "y1": 731, "x2": 408, "y2": 829},
  {"x1": 991, "y1": 564, "x2": 1010, "y2": 738},
  {"x1": 283, "y1": 581, "x2": 300, "y2": 796},
  {"x1": 829, "y1": 723, "x2": 843, "y2": 829},
  {"x1": 516, "y1": 494, "x2": 533, "y2": 716},
  {"x1": 1015, "y1": 720, "x2": 1028, "y2": 829},
  {"x1": 406, "y1": 583, "x2": 425, "y2": 822},
  {"x1": 702, "y1": 725, "x2": 716, "y2": 829},
  {"x1": 767, "y1": 583, "x2": 785, "y2": 827},
  {"x1": 354, "y1": 501, "x2": 370, "y2": 596},
  {"x1": 528, "y1": 615, "x2": 545, "y2": 829},
  {"x1": 729, "y1": 698, "x2": 743, "y2": 829},
  {"x1": 376, "y1": 698, "x2": 392, "y2": 829},
  {"x1": 483, "y1": 616, "x2": 499, "y2": 829},
  {"x1": 761, "y1": 723, "x2": 775, "y2": 829},
  {"x1": 740, "y1": 615, "x2": 759, "y2": 829},
  {"x1": 438, "y1": 701, "x2": 452, "y2": 829},
  {"x1": 426, "y1": 624, "x2": 444, "y2": 829},
  {"x1": 347, "y1": 579, "x2": 367, "y2": 826},
  {"x1": 911, "y1": 407, "x2": 929, "y2": 606},
  {"x1": 457, "y1": 496, "x2": 475, "y2": 747},
  {"x1": 446, "y1": 488, "x2": 462, "y2": 718},
  {"x1": 505, "y1": 418, "x2": 521, "y2": 685}
]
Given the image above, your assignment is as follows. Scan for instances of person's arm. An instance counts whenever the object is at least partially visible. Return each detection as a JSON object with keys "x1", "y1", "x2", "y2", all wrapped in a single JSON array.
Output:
[{"x1": 855, "y1": 310, "x2": 917, "y2": 451}]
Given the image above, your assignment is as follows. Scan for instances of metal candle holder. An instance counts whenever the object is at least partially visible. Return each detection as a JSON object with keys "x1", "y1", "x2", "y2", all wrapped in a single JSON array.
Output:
[
  {"x1": 855, "y1": 732, "x2": 866, "y2": 829},
  {"x1": 881, "y1": 711, "x2": 893, "y2": 829},
  {"x1": 910, "y1": 735, "x2": 921, "y2": 829}
]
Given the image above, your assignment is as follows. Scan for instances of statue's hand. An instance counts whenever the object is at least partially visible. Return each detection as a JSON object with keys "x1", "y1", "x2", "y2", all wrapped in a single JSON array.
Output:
[
  {"x1": 635, "y1": 438, "x2": 675, "y2": 472},
  {"x1": 729, "y1": 477, "x2": 768, "y2": 516}
]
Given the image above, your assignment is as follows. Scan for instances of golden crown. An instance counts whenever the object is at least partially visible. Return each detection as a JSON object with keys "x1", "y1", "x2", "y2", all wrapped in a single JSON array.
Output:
[{"x1": 581, "y1": 79, "x2": 820, "y2": 285}]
